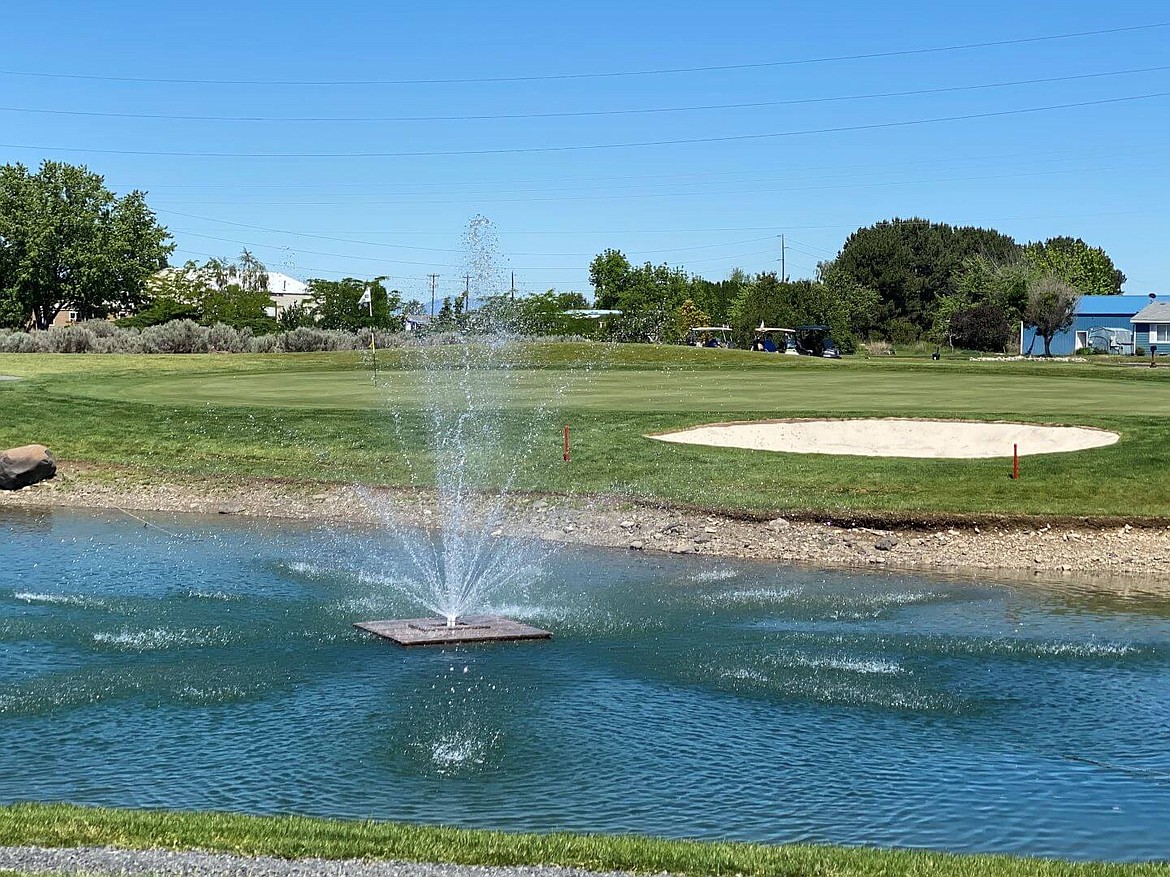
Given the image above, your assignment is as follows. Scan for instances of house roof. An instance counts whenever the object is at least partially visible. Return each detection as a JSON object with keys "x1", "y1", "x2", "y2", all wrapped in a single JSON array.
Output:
[
  {"x1": 1077, "y1": 295, "x2": 1160, "y2": 317},
  {"x1": 1131, "y1": 301, "x2": 1170, "y2": 323}
]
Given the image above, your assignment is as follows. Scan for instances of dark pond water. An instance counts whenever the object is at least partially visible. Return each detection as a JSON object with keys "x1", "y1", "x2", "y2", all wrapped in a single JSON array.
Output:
[{"x1": 1, "y1": 508, "x2": 1168, "y2": 861}]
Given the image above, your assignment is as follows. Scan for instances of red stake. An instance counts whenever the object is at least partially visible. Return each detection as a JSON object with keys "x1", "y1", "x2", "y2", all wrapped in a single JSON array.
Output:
[
  {"x1": 1012, "y1": 443, "x2": 1019, "y2": 480},
  {"x1": 564, "y1": 425, "x2": 570, "y2": 462}
]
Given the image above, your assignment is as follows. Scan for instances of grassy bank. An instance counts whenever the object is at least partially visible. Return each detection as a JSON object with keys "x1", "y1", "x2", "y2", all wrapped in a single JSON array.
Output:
[
  {"x1": 0, "y1": 803, "x2": 1165, "y2": 876},
  {"x1": 3, "y1": 345, "x2": 1170, "y2": 519}
]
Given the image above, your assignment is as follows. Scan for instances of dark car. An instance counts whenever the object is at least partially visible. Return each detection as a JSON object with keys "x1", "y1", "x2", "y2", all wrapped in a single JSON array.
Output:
[{"x1": 794, "y1": 325, "x2": 842, "y2": 358}]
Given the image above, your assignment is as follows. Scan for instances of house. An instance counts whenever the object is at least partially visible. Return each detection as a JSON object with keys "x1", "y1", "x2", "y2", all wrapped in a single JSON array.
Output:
[
  {"x1": 404, "y1": 313, "x2": 431, "y2": 333},
  {"x1": 1130, "y1": 298, "x2": 1170, "y2": 354},
  {"x1": 263, "y1": 272, "x2": 311, "y2": 319},
  {"x1": 1021, "y1": 295, "x2": 1158, "y2": 356}
]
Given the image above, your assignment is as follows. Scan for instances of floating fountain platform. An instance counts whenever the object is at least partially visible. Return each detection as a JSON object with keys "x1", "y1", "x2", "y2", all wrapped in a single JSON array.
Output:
[{"x1": 354, "y1": 615, "x2": 552, "y2": 647}]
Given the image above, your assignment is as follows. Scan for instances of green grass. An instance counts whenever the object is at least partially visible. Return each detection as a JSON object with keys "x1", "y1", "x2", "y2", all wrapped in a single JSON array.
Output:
[
  {"x1": 3, "y1": 345, "x2": 1170, "y2": 519},
  {"x1": 0, "y1": 804, "x2": 1164, "y2": 876}
]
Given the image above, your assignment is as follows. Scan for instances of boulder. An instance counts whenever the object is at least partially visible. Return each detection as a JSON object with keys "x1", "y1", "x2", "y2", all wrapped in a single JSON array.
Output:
[{"x1": 0, "y1": 444, "x2": 57, "y2": 490}]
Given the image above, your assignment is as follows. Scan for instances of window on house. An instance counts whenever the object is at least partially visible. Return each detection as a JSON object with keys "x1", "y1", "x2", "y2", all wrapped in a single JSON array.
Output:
[
  {"x1": 68, "y1": 311, "x2": 78, "y2": 322},
  {"x1": 1154, "y1": 325, "x2": 1170, "y2": 343}
]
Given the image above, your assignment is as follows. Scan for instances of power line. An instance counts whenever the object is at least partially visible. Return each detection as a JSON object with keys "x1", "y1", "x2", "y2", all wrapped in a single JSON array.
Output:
[
  {"x1": 2, "y1": 22, "x2": 1165, "y2": 86},
  {"x1": 3, "y1": 65, "x2": 1167, "y2": 123},
  {"x1": 7, "y1": 91, "x2": 1167, "y2": 158},
  {"x1": 163, "y1": 216, "x2": 778, "y2": 257},
  {"x1": 148, "y1": 161, "x2": 1169, "y2": 210},
  {"x1": 113, "y1": 142, "x2": 1169, "y2": 191}
]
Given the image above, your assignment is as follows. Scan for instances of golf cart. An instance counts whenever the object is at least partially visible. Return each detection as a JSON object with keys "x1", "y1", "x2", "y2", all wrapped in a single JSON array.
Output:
[
  {"x1": 750, "y1": 323, "x2": 798, "y2": 354},
  {"x1": 794, "y1": 325, "x2": 842, "y2": 358},
  {"x1": 685, "y1": 326, "x2": 735, "y2": 348}
]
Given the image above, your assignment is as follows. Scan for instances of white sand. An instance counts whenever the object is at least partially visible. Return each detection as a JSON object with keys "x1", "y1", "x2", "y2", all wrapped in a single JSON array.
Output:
[
  {"x1": 0, "y1": 376, "x2": 19, "y2": 381},
  {"x1": 650, "y1": 418, "x2": 1120, "y2": 459}
]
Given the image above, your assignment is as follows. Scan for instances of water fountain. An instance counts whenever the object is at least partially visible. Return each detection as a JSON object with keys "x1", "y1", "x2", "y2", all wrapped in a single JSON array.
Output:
[{"x1": 354, "y1": 216, "x2": 556, "y2": 646}]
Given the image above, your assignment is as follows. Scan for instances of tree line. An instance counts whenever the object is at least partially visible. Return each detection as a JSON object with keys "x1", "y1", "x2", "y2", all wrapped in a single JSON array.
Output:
[
  {"x1": 589, "y1": 218, "x2": 1124, "y2": 353},
  {"x1": 1, "y1": 160, "x2": 1127, "y2": 353}
]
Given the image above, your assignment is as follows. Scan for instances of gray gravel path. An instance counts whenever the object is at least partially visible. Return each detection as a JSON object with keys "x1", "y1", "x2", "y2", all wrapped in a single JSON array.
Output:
[{"x1": 0, "y1": 846, "x2": 649, "y2": 877}]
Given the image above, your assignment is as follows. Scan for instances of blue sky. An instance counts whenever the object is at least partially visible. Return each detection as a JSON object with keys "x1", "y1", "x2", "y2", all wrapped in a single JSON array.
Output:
[{"x1": 3, "y1": 1, "x2": 1168, "y2": 303}]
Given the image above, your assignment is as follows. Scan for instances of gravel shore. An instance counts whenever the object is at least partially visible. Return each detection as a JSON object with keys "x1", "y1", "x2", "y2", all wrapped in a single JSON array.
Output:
[
  {"x1": 0, "y1": 846, "x2": 645, "y2": 877},
  {"x1": 4, "y1": 465, "x2": 1170, "y2": 596}
]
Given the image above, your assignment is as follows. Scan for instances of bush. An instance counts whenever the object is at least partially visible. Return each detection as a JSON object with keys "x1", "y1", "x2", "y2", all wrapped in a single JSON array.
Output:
[
  {"x1": 208, "y1": 323, "x2": 250, "y2": 353},
  {"x1": 247, "y1": 334, "x2": 277, "y2": 353},
  {"x1": 949, "y1": 303, "x2": 1013, "y2": 352},
  {"x1": 76, "y1": 319, "x2": 117, "y2": 338},
  {"x1": 278, "y1": 327, "x2": 356, "y2": 353},
  {"x1": 0, "y1": 319, "x2": 420, "y2": 354},
  {"x1": 885, "y1": 318, "x2": 920, "y2": 346},
  {"x1": 139, "y1": 320, "x2": 210, "y2": 354},
  {"x1": 45, "y1": 325, "x2": 99, "y2": 353}
]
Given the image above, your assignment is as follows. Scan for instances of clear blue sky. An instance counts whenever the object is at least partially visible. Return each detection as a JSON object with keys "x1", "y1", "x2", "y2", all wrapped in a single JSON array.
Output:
[{"x1": 3, "y1": 1, "x2": 1168, "y2": 303}]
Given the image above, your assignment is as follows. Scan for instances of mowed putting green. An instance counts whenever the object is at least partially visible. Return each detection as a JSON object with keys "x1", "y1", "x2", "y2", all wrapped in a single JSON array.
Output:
[
  {"x1": 61, "y1": 364, "x2": 1170, "y2": 417},
  {"x1": 3, "y1": 345, "x2": 1170, "y2": 518}
]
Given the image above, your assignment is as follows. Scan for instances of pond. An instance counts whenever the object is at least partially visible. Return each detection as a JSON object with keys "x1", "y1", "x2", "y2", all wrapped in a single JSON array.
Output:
[{"x1": 1, "y1": 508, "x2": 1168, "y2": 862}]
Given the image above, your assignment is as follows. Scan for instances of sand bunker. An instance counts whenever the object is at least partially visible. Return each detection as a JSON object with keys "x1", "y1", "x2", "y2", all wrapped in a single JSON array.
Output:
[
  {"x1": 0, "y1": 376, "x2": 19, "y2": 381},
  {"x1": 651, "y1": 418, "x2": 1119, "y2": 459}
]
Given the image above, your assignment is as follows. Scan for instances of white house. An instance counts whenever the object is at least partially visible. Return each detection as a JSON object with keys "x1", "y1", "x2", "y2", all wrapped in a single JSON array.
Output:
[
  {"x1": 264, "y1": 272, "x2": 311, "y2": 319},
  {"x1": 1130, "y1": 297, "x2": 1170, "y2": 353}
]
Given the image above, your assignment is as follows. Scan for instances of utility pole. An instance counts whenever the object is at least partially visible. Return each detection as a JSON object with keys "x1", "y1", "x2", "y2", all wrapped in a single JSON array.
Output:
[
  {"x1": 510, "y1": 271, "x2": 516, "y2": 302},
  {"x1": 427, "y1": 273, "x2": 439, "y2": 317},
  {"x1": 780, "y1": 234, "x2": 787, "y2": 283},
  {"x1": 463, "y1": 273, "x2": 471, "y2": 312}
]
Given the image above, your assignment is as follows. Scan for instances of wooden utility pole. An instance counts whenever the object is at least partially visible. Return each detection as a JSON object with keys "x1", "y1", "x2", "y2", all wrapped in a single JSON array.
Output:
[
  {"x1": 510, "y1": 271, "x2": 516, "y2": 302},
  {"x1": 780, "y1": 234, "x2": 787, "y2": 282},
  {"x1": 427, "y1": 273, "x2": 439, "y2": 317},
  {"x1": 463, "y1": 273, "x2": 471, "y2": 311}
]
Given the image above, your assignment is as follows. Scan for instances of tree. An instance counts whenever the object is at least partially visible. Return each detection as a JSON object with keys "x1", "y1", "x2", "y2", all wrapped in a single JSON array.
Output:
[
  {"x1": 949, "y1": 303, "x2": 1014, "y2": 351},
  {"x1": 673, "y1": 298, "x2": 710, "y2": 342},
  {"x1": 308, "y1": 277, "x2": 402, "y2": 332},
  {"x1": 823, "y1": 217, "x2": 1018, "y2": 339},
  {"x1": 589, "y1": 249, "x2": 631, "y2": 309},
  {"x1": 1024, "y1": 237, "x2": 1125, "y2": 296},
  {"x1": 0, "y1": 160, "x2": 173, "y2": 329},
  {"x1": 725, "y1": 272, "x2": 876, "y2": 353},
  {"x1": 1024, "y1": 275, "x2": 1080, "y2": 357}
]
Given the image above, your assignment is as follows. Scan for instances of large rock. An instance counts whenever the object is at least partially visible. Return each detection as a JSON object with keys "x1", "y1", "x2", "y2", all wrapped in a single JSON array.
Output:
[{"x1": 0, "y1": 444, "x2": 57, "y2": 490}]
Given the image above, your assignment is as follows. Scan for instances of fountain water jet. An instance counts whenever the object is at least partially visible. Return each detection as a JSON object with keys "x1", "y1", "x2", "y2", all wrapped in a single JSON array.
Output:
[{"x1": 353, "y1": 217, "x2": 561, "y2": 645}]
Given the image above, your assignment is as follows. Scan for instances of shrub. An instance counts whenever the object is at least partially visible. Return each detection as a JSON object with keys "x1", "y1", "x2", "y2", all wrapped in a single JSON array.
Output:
[
  {"x1": 949, "y1": 303, "x2": 1013, "y2": 352},
  {"x1": 247, "y1": 334, "x2": 277, "y2": 353},
  {"x1": 885, "y1": 317, "x2": 920, "y2": 346},
  {"x1": 46, "y1": 325, "x2": 99, "y2": 353},
  {"x1": 139, "y1": 320, "x2": 210, "y2": 354},
  {"x1": 862, "y1": 340, "x2": 893, "y2": 356},
  {"x1": 76, "y1": 319, "x2": 117, "y2": 338},
  {"x1": 278, "y1": 327, "x2": 356, "y2": 353},
  {"x1": 208, "y1": 323, "x2": 249, "y2": 353}
]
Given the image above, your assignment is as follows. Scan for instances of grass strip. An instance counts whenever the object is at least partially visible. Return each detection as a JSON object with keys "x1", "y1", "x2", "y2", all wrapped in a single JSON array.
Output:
[{"x1": 0, "y1": 803, "x2": 1165, "y2": 877}]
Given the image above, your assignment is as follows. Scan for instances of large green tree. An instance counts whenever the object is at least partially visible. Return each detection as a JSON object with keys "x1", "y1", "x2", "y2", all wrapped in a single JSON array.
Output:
[
  {"x1": 0, "y1": 160, "x2": 172, "y2": 329},
  {"x1": 1023, "y1": 236, "x2": 1125, "y2": 296},
  {"x1": 823, "y1": 217, "x2": 1018, "y2": 338},
  {"x1": 726, "y1": 271, "x2": 878, "y2": 352},
  {"x1": 308, "y1": 277, "x2": 403, "y2": 332}
]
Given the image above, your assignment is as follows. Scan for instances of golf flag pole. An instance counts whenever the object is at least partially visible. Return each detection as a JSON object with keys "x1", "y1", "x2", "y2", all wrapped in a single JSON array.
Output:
[{"x1": 359, "y1": 288, "x2": 376, "y2": 380}]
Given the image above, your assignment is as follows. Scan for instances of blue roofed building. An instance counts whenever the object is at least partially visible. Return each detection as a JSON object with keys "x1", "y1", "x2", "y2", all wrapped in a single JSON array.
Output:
[{"x1": 1022, "y1": 294, "x2": 1159, "y2": 356}]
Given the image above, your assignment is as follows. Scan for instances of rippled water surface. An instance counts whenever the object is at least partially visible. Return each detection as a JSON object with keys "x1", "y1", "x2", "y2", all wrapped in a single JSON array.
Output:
[{"x1": 2, "y1": 508, "x2": 1169, "y2": 861}]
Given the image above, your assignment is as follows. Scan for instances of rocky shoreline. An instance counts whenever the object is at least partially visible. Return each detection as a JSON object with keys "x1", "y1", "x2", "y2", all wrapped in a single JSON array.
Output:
[{"x1": 4, "y1": 465, "x2": 1170, "y2": 596}]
